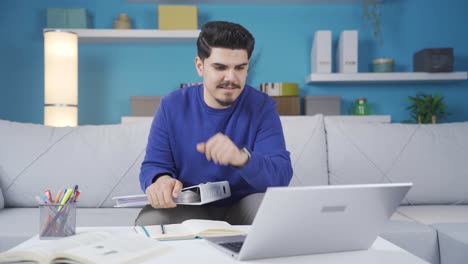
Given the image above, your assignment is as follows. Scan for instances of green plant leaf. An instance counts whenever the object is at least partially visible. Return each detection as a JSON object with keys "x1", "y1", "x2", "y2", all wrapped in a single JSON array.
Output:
[{"x1": 405, "y1": 92, "x2": 449, "y2": 123}]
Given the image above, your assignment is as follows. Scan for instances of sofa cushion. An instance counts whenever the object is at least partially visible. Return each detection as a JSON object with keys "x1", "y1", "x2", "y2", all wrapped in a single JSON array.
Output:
[
  {"x1": 397, "y1": 205, "x2": 468, "y2": 224},
  {"x1": 432, "y1": 223, "x2": 468, "y2": 264},
  {"x1": 325, "y1": 119, "x2": 468, "y2": 205},
  {"x1": 381, "y1": 220, "x2": 440, "y2": 264},
  {"x1": 0, "y1": 119, "x2": 152, "y2": 208},
  {"x1": 280, "y1": 115, "x2": 328, "y2": 186}
]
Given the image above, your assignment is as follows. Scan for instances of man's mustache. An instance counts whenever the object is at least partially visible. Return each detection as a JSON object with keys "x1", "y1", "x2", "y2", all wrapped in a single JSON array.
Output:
[{"x1": 217, "y1": 82, "x2": 241, "y2": 89}]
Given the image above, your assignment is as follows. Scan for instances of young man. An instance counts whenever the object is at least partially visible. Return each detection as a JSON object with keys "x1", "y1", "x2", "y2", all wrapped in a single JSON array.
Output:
[{"x1": 135, "y1": 21, "x2": 292, "y2": 226}]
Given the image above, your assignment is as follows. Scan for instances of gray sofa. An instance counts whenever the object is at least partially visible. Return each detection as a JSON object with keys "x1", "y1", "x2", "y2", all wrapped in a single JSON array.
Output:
[{"x1": 1, "y1": 115, "x2": 467, "y2": 264}]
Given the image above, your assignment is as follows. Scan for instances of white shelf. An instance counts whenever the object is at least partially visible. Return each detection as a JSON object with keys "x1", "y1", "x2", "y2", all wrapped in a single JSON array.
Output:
[
  {"x1": 44, "y1": 29, "x2": 200, "y2": 44},
  {"x1": 127, "y1": 0, "x2": 357, "y2": 4},
  {"x1": 305, "y1": 72, "x2": 468, "y2": 84}
]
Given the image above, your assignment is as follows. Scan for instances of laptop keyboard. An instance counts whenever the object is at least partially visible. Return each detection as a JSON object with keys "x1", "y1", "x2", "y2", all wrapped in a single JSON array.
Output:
[{"x1": 219, "y1": 242, "x2": 244, "y2": 253}]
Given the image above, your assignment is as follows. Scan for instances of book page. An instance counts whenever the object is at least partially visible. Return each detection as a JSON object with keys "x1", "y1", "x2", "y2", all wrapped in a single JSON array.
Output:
[
  {"x1": 135, "y1": 224, "x2": 195, "y2": 241},
  {"x1": 134, "y1": 219, "x2": 244, "y2": 241},
  {"x1": 0, "y1": 232, "x2": 110, "y2": 264},
  {"x1": 51, "y1": 233, "x2": 170, "y2": 264},
  {"x1": 182, "y1": 219, "x2": 244, "y2": 237}
]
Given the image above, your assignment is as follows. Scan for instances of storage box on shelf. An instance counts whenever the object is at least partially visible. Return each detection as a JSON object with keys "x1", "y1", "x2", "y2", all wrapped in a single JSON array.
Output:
[
  {"x1": 158, "y1": 5, "x2": 198, "y2": 30},
  {"x1": 47, "y1": 8, "x2": 91, "y2": 29},
  {"x1": 304, "y1": 95, "x2": 341, "y2": 116}
]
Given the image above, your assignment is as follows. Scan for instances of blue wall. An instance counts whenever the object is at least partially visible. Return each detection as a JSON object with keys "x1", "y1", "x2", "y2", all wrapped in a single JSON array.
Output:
[{"x1": 1, "y1": 0, "x2": 467, "y2": 125}]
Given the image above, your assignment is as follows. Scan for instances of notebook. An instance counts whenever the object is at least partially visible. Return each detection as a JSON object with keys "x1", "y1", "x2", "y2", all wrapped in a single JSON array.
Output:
[
  {"x1": 204, "y1": 183, "x2": 412, "y2": 260},
  {"x1": 135, "y1": 219, "x2": 245, "y2": 241}
]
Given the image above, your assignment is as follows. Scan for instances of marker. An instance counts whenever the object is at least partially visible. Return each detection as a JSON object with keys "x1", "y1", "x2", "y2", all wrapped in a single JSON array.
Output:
[
  {"x1": 73, "y1": 191, "x2": 81, "y2": 202},
  {"x1": 68, "y1": 185, "x2": 79, "y2": 203},
  {"x1": 58, "y1": 189, "x2": 73, "y2": 211},
  {"x1": 44, "y1": 189, "x2": 53, "y2": 203}
]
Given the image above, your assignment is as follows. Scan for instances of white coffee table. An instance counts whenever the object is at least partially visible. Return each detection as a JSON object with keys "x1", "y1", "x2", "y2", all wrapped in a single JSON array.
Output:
[{"x1": 13, "y1": 226, "x2": 429, "y2": 264}]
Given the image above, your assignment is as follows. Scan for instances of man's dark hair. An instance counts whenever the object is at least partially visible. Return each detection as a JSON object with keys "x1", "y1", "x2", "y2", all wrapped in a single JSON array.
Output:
[{"x1": 197, "y1": 21, "x2": 255, "y2": 60}]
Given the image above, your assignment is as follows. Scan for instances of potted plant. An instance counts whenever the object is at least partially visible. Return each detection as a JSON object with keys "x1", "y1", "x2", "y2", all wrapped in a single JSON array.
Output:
[{"x1": 406, "y1": 92, "x2": 449, "y2": 124}]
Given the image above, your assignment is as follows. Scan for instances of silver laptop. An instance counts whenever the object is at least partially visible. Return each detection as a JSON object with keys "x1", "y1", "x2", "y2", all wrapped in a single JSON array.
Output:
[{"x1": 204, "y1": 183, "x2": 412, "y2": 260}]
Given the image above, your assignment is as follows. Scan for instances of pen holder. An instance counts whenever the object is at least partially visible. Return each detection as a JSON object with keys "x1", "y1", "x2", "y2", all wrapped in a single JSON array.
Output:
[{"x1": 39, "y1": 202, "x2": 76, "y2": 240}]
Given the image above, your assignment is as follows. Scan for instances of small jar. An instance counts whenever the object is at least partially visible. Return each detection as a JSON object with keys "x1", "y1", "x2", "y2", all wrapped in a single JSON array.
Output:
[
  {"x1": 353, "y1": 98, "x2": 371, "y2": 115},
  {"x1": 372, "y1": 58, "x2": 394, "y2": 72}
]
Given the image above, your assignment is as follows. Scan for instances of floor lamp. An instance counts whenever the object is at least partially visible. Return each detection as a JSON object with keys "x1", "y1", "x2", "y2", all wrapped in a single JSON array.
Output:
[{"x1": 44, "y1": 30, "x2": 78, "y2": 127}]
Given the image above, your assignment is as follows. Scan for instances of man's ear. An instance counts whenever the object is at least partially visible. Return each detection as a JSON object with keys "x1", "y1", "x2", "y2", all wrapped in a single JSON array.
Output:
[{"x1": 195, "y1": 56, "x2": 203, "y2": 77}]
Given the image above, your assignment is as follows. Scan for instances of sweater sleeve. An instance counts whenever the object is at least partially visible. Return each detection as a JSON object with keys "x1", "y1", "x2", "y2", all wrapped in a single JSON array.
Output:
[
  {"x1": 236, "y1": 99, "x2": 293, "y2": 191},
  {"x1": 139, "y1": 99, "x2": 175, "y2": 192}
]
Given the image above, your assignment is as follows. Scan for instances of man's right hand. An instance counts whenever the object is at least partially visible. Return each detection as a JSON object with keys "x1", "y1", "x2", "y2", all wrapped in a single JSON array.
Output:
[{"x1": 145, "y1": 175, "x2": 183, "y2": 208}]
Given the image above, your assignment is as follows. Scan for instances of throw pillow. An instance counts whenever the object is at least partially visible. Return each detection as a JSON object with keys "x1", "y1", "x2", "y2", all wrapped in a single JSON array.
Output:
[
  {"x1": 281, "y1": 115, "x2": 328, "y2": 186},
  {"x1": 325, "y1": 119, "x2": 468, "y2": 205},
  {"x1": 0, "y1": 119, "x2": 152, "y2": 208}
]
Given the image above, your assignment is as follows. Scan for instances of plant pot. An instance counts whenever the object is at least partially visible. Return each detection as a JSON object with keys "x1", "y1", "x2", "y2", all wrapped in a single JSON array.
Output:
[{"x1": 418, "y1": 115, "x2": 437, "y2": 124}]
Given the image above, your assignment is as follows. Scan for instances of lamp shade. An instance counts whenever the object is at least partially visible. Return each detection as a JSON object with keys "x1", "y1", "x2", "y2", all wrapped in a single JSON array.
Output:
[{"x1": 44, "y1": 30, "x2": 78, "y2": 127}]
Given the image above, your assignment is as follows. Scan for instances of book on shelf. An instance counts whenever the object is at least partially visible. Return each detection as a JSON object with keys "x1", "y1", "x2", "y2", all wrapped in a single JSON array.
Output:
[
  {"x1": 0, "y1": 231, "x2": 169, "y2": 264},
  {"x1": 112, "y1": 181, "x2": 231, "y2": 207},
  {"x1": 135, "y1": 219, "x2": 245, "y2": 241}
]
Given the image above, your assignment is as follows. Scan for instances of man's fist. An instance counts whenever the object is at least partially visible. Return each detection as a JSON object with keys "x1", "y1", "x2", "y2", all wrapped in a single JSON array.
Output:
[
  {"x1": 196, "y1": 133, "x2": 249, "y2": 167},
  {"x1": 145, "y1": 175, "x2": 183, "y2": 208}
]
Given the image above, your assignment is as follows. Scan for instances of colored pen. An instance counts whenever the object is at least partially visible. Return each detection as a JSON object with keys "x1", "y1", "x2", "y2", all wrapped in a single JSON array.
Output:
[
  {"x1": 141, "y1": 226, "x2": 150, "y2": 238},
  {"x1": 161, "y1": 224, "x2": 166, "y2": 235},
  {"x1": 53, "y1": 189, "x2": 63, "y2": 204},
  {"x1": 73, "y1": 191, "x2": 81, "y2": 202},
  {"x1": 44, "y1": 189, "x2": 53, "y2": 203},
  {"x1": 68, "y1": 185, "x2": 79, "y2": 203},
  {"x1": 58, "y1": 189, "x2": 73, "y2": 211}
]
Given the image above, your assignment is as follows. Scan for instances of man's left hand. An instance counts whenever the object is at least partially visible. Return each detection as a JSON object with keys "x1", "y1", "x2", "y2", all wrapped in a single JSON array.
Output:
[{"x1": 196, "y1": 133, "x2": 249, "y2": 167}]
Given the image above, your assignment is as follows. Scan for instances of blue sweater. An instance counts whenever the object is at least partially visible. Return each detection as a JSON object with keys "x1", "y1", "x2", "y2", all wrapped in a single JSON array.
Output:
[{"x1": 139, "y1": 84, "x2": 292, "y2": 205}]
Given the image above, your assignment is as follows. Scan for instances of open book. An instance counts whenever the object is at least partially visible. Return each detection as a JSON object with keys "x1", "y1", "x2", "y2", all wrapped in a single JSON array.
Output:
[
  {"x1": 135, "y1": 219, "x2": 245, "y2": 241},
  {"x1": 0, "y1": 231, "x2": 169, "y2": 264}
]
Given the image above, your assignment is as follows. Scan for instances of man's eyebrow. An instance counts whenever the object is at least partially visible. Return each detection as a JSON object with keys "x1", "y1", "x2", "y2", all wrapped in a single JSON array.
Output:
[
  {"x1": 211, "y1": 63, "x2": 249, "y2": 67},
  {"x1": 235, "y1": 63, "x2": 249, "y2": 67},
  {"x1": 211, "y1": 63, "x2": 227, "y2": 67}
]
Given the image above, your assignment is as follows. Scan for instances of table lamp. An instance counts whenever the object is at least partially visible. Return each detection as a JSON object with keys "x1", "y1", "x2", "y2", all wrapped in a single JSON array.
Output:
[{"x1": 44, "y1": 30, "x2": 78, "y2": 127}]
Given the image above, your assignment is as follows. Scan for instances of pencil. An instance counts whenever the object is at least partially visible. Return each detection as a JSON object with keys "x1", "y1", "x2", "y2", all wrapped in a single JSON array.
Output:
[
  {"x1": 53, "y1": 189, "x2": 63, "y2": 204},
  {"x1": 161, "y1": 224, "x2": 166, "y2": 234}
]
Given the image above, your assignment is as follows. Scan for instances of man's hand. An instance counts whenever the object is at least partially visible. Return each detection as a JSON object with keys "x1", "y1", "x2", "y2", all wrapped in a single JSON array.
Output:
[
  {"x1": 196, "y1": 133, "x2": 249, "y2": 167},
  {"x1": 145, "y1": 175, "x2": 183, "y2": 208}
]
